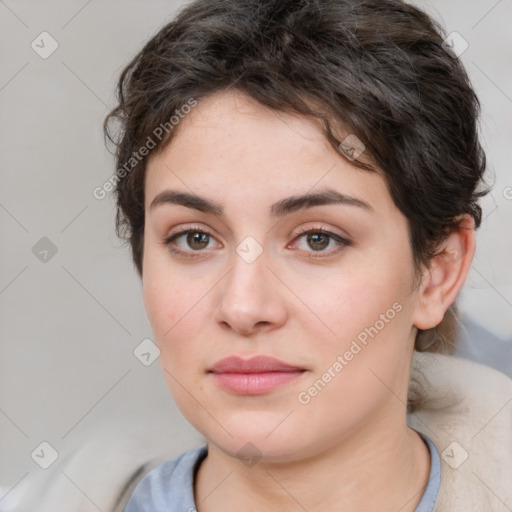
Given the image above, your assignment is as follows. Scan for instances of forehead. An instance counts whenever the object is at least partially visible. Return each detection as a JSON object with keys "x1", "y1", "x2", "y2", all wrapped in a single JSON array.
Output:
[{"x1": 144, "y1": 89, "x2": 395, "y2": 219}]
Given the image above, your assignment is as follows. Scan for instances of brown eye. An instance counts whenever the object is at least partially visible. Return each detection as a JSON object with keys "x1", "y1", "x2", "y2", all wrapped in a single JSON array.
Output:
[
  {"x1": 164, "y1": 227, "x2": 221, "y2": 259},
  {"x1": 306, "y1": 232, "x2": 330, "y2": 251},
  {"x1": 290, "y1": 227, "x2": 352, "y2": 258},
  {"x1": 186, "y1": 231, "x2": 210, "y2": 250}
]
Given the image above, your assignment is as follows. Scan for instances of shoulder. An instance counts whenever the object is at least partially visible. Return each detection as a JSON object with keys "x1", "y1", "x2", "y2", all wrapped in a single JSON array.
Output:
[
  {"x1": 1, "y1": 413, "x2": 206, "y2": 512},
  {"x1": 408, "y1": 352, "x2": 512, "y2": 511},
  {"x1": 121, "y1": 445, "x2": 208, "y2": 512}
]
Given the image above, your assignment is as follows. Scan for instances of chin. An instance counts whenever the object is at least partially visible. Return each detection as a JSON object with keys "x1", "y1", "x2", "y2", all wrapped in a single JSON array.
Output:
[{"x1": 197, "y1": 418, "x2": 314, "y2": 464}]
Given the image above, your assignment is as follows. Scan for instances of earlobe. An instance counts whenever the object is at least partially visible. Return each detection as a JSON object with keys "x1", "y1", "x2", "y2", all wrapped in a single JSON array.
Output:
[{"x1": 413, "y1": 215, "x2": 476, "y2": 330}]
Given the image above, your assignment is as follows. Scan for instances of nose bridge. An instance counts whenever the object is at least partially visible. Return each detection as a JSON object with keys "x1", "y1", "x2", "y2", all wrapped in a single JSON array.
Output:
[
  {"x1": 224, "y1": 239, "x2": 269, "y2": 307},
  {"x1": 215, "y1": 237, "x2": 286, "y2": 334}
]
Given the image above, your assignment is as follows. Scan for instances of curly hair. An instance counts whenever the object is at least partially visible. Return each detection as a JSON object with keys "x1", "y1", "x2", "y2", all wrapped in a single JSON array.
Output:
[{"x1": 103, "y1": 0, "x2": 489, "y2": 355}]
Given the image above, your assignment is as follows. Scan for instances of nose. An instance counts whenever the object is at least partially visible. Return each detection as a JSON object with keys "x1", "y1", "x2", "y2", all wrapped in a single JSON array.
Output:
[{"x1": 214, "y1": 244, "x2": 288, "y2": 337}]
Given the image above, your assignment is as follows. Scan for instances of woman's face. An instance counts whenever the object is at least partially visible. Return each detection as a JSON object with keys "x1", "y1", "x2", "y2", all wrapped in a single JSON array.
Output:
[{"x1": 142, "y1": 89, "x2": 421, "y2": 462}]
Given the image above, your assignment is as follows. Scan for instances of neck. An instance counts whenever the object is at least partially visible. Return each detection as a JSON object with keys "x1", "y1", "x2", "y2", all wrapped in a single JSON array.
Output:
[{"x1": 194, "y1": 414, "x2": 431, "y2": 512}]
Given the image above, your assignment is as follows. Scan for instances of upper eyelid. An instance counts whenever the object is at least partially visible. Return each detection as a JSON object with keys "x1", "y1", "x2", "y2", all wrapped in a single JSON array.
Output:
[
  {"x1": 165, "y1": 224, "x2": 213, "y2": 238},
  {"x1": 289, "y1": 228, "x2": 351, "y2": 249}
]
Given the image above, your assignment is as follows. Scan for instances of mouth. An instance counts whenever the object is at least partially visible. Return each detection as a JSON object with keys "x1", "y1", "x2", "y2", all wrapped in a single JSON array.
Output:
[{"x1": 207, "y1": 355, "x2": 307, "y2": 395}]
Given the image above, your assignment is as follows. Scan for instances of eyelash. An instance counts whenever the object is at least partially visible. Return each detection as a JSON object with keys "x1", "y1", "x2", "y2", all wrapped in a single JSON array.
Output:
[{"x1": 163, "y1": 225, "x2": 352, "y2": 260}]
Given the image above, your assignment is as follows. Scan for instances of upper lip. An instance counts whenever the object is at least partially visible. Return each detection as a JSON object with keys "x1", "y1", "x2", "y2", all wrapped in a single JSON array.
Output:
[{"x1": 208, "y1": 355, "x2": 304, "y2": 374}]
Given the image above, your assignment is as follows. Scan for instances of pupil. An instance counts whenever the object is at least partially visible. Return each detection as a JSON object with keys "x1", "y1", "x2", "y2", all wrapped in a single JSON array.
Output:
[
  {"x1": 188, "y1": 232, "x2": 209, "y2": 250},
  {"x1": 308, "y1": 233, "x2": 328, "y2": 251}
]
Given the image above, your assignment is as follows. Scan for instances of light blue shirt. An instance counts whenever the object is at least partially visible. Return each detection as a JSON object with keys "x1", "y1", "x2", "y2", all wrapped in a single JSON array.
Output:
[{"x1": 123, "y1": 433, "x2": 441, "y2": 512}]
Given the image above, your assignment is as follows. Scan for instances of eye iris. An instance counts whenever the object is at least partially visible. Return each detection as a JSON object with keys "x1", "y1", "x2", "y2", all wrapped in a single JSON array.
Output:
[
  {"x1": 187, "y1": 232, "x2": 209, "y2": 250},
  {"x1": 307, "y1": 233, "x2": 329, "y2": 251}
]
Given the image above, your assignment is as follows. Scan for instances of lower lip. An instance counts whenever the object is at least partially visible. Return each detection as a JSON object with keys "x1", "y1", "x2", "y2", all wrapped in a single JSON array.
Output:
[{"x1": 211, "y1": 371, "x2": 305, "y2": 395}]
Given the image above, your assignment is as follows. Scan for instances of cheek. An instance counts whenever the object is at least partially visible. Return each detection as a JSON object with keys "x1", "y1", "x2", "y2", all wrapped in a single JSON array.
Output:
[
  {"x1": 295, "y1": 280, "x2": 414, "y2": 433},
  {"x1": 143, "y1": 277, "x2": 202, "y2": 350},
  {"x1": 142, "y1": 247, "x2": 205, "y2": 361},
  {"x1": 143, "y1": 268, "x2": 210, "y2": 415},
  {"x1": 143, "y1": 274, "x2": 180, "y2": 339},
  {"x1": 300, "y1": 257, "x2": 411, "y2": 346},
  {"x1": 143, "y1": 237, "x2": 187, "y2": 325},
  {"x1": 299, "y1": 237, "x2": 416, "y2": 383}
]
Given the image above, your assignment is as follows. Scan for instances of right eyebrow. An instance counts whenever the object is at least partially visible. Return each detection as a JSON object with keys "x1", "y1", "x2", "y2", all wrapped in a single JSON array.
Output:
[{"x1": 149, "y1": 190, "x2": 224, "y2": 216}]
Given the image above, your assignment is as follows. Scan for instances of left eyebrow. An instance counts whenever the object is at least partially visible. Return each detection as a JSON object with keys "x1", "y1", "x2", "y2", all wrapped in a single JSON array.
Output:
[
  {"x1": 148, "y1": 188, "x2": 373, "y2": 216},
  {"x1": 269, "y1": 189, "x2": 373, "y2": 216}
]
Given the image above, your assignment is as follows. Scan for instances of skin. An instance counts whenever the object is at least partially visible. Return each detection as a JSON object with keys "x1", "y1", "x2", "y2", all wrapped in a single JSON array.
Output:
[{"x1": 142, "y1": 89, "x2": 475, "y2": 512}]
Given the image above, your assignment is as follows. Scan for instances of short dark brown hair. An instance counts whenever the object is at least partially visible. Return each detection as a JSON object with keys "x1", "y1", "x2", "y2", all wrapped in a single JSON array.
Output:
[{"x1": 104, "y1": 0, "x2": 488, "y2": 354}]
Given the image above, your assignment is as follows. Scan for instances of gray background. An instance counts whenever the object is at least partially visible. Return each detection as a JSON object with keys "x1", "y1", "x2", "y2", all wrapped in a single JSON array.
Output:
[{"x1": 1, "y1": 0, "x2": 511, "y2": 505}]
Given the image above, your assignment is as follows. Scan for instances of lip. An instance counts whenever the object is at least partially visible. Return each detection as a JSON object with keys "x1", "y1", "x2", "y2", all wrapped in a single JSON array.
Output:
[
  {"x1": 208, "y1": 355, "x2": 306, "y2": 395},
  {"x1": 208, "y1": 355, "x2": 304, "y2": 373}
]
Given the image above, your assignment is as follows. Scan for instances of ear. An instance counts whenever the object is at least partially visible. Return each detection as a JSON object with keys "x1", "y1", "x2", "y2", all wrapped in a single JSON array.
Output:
[{"x1": 412, "y1": 215, "x2": 476, "y2": 330}]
